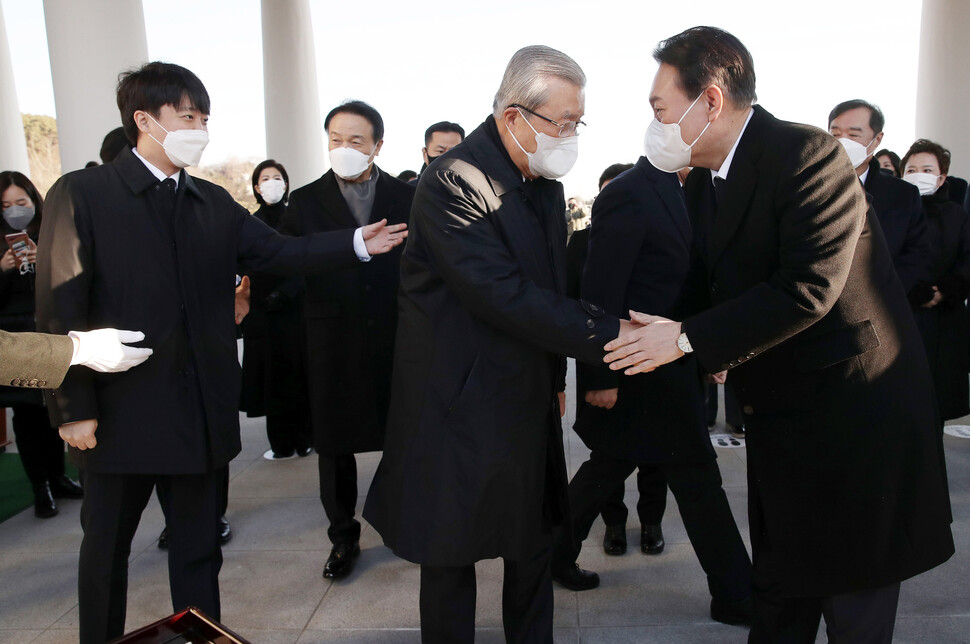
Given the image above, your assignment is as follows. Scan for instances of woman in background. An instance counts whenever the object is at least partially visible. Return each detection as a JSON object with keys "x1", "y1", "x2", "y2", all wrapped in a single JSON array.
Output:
[
  {"x1": 239, "y1": 160, "x2": 313, "y2": 460},
  {"x1": 0, "y1": 171, "x2": 83, "y2": 517}
]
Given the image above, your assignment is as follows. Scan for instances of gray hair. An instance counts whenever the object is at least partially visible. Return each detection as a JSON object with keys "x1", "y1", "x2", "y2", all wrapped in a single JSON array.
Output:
[{"x1": 492, "y1": 45, "x2": 586, "y2": 119}]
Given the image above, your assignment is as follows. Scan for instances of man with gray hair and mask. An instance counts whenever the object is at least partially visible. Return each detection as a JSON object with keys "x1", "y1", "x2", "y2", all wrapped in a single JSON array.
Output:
[{"x1": 364, "y1": 46, "x2": 639, "y2": 641}]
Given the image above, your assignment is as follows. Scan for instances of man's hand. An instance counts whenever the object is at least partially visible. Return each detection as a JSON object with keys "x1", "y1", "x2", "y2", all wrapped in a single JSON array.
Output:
[
  {"x1": 557, "y1": 391, "x2": 566, "y2": 418},
  {"x1": 605, "y1": 311, "x2": 683, "y2": 375},
  {"x1": 707, "y1": 370, "x2": 728, "y2": 384},
  {"x1": 235, "y1": 275, "x2": 251, "y2": 324},
  {"x1": 59, "y1": 419, "x2": 98, "y2": 450},
  {"x1": 362, "y1": 219, "x2": 408, "y2": 256},
  {"x1": 69, "y1": 329, "x2": 153, "y2": 372},
  {"x1": 585, "y1": 388, "x2": 618, "y2": 409},
  {"x1": 922, "y1": 286, "x2": 943, "y2": 309}
]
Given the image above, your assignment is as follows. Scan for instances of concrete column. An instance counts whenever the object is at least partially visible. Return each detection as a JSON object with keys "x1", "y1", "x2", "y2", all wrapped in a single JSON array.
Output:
[
  {"x1": 261, "y1": 0, "x2": 325, "y2": 190},
  {"x1": 916, "y1": 0, "x2": 970, "y2": 178},
  {"x1": 0, "y1": 3, "x2": 30, "y2": 176},
  {"x1": 42, "y1": 0, "x2": 148, "y2": 173}
]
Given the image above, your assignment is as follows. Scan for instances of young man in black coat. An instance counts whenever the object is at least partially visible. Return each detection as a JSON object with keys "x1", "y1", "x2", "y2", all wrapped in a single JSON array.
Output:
[
  {"x1": 552, "y1": 156, "x2": 753, "y2": 625},
  {"x1": 280, "y1": 100, "x2": 415, "y2": 582},
  {"x1": 35, "y1": 62, "x2": 406, "y2": 644},
  {"x1": 606, "y1": 28, "x2": 953, "y2": 643}
]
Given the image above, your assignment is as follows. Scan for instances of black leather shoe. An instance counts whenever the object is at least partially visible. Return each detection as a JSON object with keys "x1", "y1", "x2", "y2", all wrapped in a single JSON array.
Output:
[
  {"x1": 49, "y1": 475, "x2": 84, "y2": 499},
  {"x1": 551, "y1": 563, "x2": 600, "y2": 591},
  {"x1": 640, "y1": 523, "x2": 664, "y2": 554},
  {"x1": 323, "y1": 542, "x2": 360, "y2": 579},
  {"x1": 296, "y1": 446, "x2": 314, "y2": 457},
  {"x1": 219, "y1": 516, "x2": 232, "y2": 545},
  {"x1": 158, "y1": 527, "x2": 169, "y2": 550},
  {"x1": 710, "y1": 595, "x2": 753, "y2": 626},
  {"x1": 603, "y1": 524, "x2": 627, "y2": 556},
  {"x1": 33, "y1": 482, "x2": 58, "y2": 518}
]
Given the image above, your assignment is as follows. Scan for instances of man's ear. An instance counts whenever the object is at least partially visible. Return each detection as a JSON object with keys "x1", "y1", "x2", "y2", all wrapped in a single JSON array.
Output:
[
  {"x1": 373, "y1": 139, "x2": 384, "y2": 158},
  {"x1": 133, "y1": 110, "x2": 152, "y2": 134},
  {"x1": 704, "y1": 85, "x2": 724, "y2": 122}
]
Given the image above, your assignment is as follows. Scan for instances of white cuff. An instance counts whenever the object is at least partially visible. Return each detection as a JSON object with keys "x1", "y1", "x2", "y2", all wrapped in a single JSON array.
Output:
[{"x1": 353, "y1": 228, "x2": 372, "y2": 262}]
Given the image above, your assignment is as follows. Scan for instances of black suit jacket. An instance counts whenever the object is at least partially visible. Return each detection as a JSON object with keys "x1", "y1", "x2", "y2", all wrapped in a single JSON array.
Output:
[
  {"x1": 574, "y1": 157, "x2": 712, "y2": 465},
  {"x1": 364, "y1": 116, "x2": 619, "y2": 566},
  {"x1": 681, "y1": 106, "x2": 953, "y2": 596},
  {"x1": 863, "y1": 158, "x2": 931, "y2": 293},
  {"x1": 36, "y1": 147, "x2": 361, "y2": 474},
  {"x1": 281, "y1": 168, "x2": 414, "y2": 454}
]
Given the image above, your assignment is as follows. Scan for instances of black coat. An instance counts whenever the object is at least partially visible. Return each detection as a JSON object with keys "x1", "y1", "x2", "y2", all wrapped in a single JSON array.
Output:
[
  {"x1": 239, "y1": 202, "x2": 308, "y2": 418},
  {"x1": 363, "y1": 117, "x2": 620, "y2": 566},
  {"x1": 281, "y1": 168, "x2": 414, "y2": 455},
  {"x1": 912, "y1": 186, "x2": 970, "y2": 420},
  {"x1": 681, "y1": 106, "x2": 953, "y2": 597},
  {"x1": 36, "y1": 147, "x2": 363, "y2": 474},
  {"x1": 863, "y1": 158, "x2": 931, "y2": 293},
  {"x1": 575, "y1": 157, "x2": 712, "y2": 465}
]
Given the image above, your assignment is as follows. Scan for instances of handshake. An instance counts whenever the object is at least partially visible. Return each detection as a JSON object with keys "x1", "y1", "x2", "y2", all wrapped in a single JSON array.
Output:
[{"x1": 604, "y1": 311, "x2": 686, "y2": 375}]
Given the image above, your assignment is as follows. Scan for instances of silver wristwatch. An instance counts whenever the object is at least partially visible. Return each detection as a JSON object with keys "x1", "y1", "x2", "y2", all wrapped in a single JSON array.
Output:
[{"x1": 677, "y1": 332, "x2": 693, "y2": 354}]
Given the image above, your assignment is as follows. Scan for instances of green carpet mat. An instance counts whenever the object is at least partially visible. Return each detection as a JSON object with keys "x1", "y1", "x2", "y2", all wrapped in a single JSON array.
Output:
[{"x1": 0, "y1": 451, "x2": 78, "y2": 523}]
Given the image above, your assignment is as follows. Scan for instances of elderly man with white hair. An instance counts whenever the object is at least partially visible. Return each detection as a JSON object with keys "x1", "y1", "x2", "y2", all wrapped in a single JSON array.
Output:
[{"x1": 364, "y1": 46, "x2": 637, "y2": 641}]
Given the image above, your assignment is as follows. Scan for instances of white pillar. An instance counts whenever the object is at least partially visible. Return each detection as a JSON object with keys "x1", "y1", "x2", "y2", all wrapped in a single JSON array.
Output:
[
  {"x1": 0, "y1": 3, "x2": 30, "y2": 176},
  {"x1": 261, "y1": 0, "x2": 325, "y2": 190},
  {"x1": 42, "y1": 0, "x2": 148, "y2": 173},
  {"x1": 916, "y1": 0, "x2": 970, "y2": 178}
]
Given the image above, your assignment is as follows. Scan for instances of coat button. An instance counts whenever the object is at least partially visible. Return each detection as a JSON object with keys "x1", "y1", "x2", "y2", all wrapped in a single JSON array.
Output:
[
  {"x1": 711, "y1": 282, "x2": 719, "y2": 294},
  {"x1": 10, "y1": 378, "x2": 20, "y2": 386},
  {"x1": 28, "y1": 379, "x2": 39, "y2": 387},
  {"x1": 586, "y1": 319, "x2": 595, "y2": 329},
  {"x1": 38, "y1": 380, "x2": 47, "y2": 387},
  {"x1": 742, "y1": 405, "x2": 754, "y2": 415}
]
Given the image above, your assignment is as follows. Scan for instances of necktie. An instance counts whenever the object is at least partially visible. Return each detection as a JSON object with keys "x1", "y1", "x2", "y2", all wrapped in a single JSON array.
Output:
[
  {"x1": 158, "y1": 178, "x2": 177, "y2": 212},
  {"x1": 713, "y1": 176, "x2": 727, "y2": 214}
]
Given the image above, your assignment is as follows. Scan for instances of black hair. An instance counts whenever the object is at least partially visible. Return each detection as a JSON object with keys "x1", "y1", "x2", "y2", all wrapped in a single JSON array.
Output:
[
  {"x1": 424, "y1": 121, "x2": 465, "y2": 146},
  {"x1": 324, "y1": 100, "x2": 384, "y2": 142},
  {"x1": 397, "y1": 170, "x2": 418, "y2": 182},
  {"x1": 0, "y1": 170, "x2": 44, "y2": 236},
  {"x1": 901, "y1": 139, "x2": 951, "y2": 176},
  {"x1": 875, "y1": 149, "x2": 901, "y2": 177},
  {"x1": 100, "y1": 126, "x2": 130, "y2": 163},
  {"x1": 653, "y1": 26, "x2": 757, "y2": 108},
  {"x1": 828, "y1": 99, "x2": 885, "y2": 134},
  {"x1": 598, "y1": 163, "x2": 634, "y2": 190},
  {"x1": 116, "y1": 62, "x2": 211, "y2": 146},
  {"x1": 251, "y1": 159, "x2": 290, "y2": 207}
]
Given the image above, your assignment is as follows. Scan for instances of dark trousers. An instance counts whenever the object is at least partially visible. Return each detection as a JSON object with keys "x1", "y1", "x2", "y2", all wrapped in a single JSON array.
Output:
[
  {"x1": 420, "y1": 534, "x2": 554, "y2": 644},
  {"x1": 554, "y1": 450, "x2": 751, "y2": 602},
  {"x1": 266, "y1": 408, "x2": 312, "y2": 455},
  {"x1": 318, "y1": 453, "x2": 360, "y2": 544},
  {"x1": 78, "y1": 469, "x2": 222, "y2": 644},
  {"x1": 706, "y1": 382, "x2": 744, "y2": 427},
  {"x1": 749, "y1": 582, "x2": 900, "y2": 644},
  {"x1": 11, "y1": 403, "x2": 65, "y2": 486},
  {"x1": 599, "y1": 464, "x2": 667, "y2": 527},
  {"x1": 157, "y1": 465, "x2": 230, "y2": 524}
]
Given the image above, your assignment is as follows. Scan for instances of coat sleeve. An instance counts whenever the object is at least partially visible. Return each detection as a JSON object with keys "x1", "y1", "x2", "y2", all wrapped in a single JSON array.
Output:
[
  {"x1": 682, "y1": 135, "x2": 867, "y2": 374},
  {"x1": 234, "y1": 200, "x2": 359, "y2": 274},
  {"x1": 412, "y1": 168, "x2": 620, "y2": 366},
  {"x1": 35, "y1": 175, "x2": 99, "y2": 425},
  {"x1": 0, "y1": 330, "x2": 73, "y2": 388},
  {"x1": 892, "y1": 187, "x2": 933, "y2": 294},
  {"x1": 579, "y1": 185, "x2": 649, "y2": 390}
]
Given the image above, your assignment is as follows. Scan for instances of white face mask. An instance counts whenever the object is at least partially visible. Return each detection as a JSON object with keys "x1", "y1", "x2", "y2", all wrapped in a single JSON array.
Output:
[
  {"x1": 903, "y1": 172, "x2": 941, "y2": 196},
  {"x1": 259, "y1": 178, "x2": 286, "y2": 205},
  {"x1": 838, "y1": 137, "x2": 877, "y2": 169},
  {"x1": 146, "y1": 113, "x2": 209, "y2": 168},
  {"x1": 643, "y1": 93, "x2": 711, "y2": 173},
  {"x1": 506, "y1": 108, "x2": 579, "y2": 179},
  {"x1": 329, "y1": 146, "x2": 374, "y2": 180}
]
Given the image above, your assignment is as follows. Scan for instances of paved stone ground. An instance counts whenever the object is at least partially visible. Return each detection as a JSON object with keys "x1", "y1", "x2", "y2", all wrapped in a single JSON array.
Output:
[{"x1": 1, "y1": 359, "x2": 968, "y2": 643}]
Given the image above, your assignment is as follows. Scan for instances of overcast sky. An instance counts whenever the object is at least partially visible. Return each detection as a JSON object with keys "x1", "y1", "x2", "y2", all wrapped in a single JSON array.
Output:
[{"x1": 3, "y1": 0, "x2": 923, "y2": 199}]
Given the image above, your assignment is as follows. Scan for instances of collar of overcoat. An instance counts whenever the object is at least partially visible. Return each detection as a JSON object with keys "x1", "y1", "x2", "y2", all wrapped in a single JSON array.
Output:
[
  {"x1": 113, "y1": 145, "x2": 206, "y2": 202},
  {"x1": 308, "y1": 167, "x2": 395, "y2": 229},
  {"x1": 633, "y1": 156, "x2": 692, "y2": 247}
]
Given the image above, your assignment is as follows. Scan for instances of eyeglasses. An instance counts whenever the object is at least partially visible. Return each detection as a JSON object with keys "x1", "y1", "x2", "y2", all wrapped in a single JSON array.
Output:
[{"x1": 510, "y1": 104, "x2": 586, "y2": 137}]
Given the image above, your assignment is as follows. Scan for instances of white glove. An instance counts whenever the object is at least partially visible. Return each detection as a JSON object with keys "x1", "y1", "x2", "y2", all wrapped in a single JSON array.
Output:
[{"x1": 68, "y1": 329, "x2": 153, "y2": 373}]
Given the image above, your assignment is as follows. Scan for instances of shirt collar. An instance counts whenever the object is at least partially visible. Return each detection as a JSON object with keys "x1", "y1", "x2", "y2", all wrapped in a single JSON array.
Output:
[
  {"x1": 132, "y1": 147, "x2": 180, "y2": 186},
  {"x1": 711, "y1": 108, "x2": 754, "y2": 184},
  {"x1": 859, "y1": 166, "x2": 870, "y2": 185}
]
